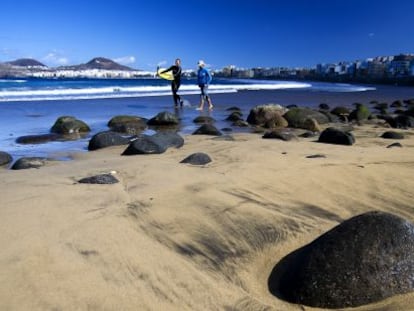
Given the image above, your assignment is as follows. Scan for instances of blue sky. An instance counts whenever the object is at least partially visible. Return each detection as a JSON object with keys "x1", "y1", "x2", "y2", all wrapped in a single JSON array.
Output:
[{"x1": 1, "y1": 0, "x2": 414, "y2": 71}]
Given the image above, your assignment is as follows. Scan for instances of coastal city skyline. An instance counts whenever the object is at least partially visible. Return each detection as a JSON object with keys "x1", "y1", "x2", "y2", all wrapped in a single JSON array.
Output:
[{"x1": 2, "y1": 0, "x2": 414, "y2": 71}]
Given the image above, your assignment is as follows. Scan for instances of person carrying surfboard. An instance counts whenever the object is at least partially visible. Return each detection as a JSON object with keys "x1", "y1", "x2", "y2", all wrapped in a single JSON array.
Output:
[
  {"x1": 196, "y1": 60, "x2": 213, "y2": 111},
  {"x1": 158, "y1": 58, "x2": 183, "y2": 107}
]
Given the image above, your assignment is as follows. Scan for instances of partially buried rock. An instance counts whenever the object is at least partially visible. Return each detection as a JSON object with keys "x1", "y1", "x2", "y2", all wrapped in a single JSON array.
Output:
[
  {"x1": 262, "y1": 129, "x2": 297, "y2": 141},
  {"x1": 306, "y1": 154, "x2": 326, "y2": 158},
  {"x1": 16, "y1": 133, "x2": 61, "y2": 144},
  {"x1": 0, "y1": 151, "x2": 12, "y2": 166},
  {"x1": 11, "y1": 157, "x2": 48, "y2": 170},
  {"x1": 192, "y1": 124, "x2": 222, "y2": 136},
  {"x1": 318, "y1": 127, "x2": 355, "y2": 145},
  {"x1": 88, "y1": 131, "x2": 130, "y2": 151},
  {"x1": 51, "y1": 116, "x2": 90, "y2": 134},
  {"x1": 122, "y1": 135, "x2": 167, "y2": 155},
  {"x1": 180, "y1": 152, "x2": 211, "y2": 165},
  {"x1": 268, "y1": 211, "x2": 414, "y2": 308},
  {"x1": 78, "y1": 173, "x2": 119, "y2": 184},
  {"x1": 107, "y1": 115, "x2": 148, "y2": 134},
  {"x1": 122, "y1": 132, "x2": 184, "y2": 155},
  {"x1": 147, "y1": 111, "x2": 179, "y2": 126},
  {"x1": 193, "y1": 116, "x2": 215, "y2": 124},
  {"x1": 387, "y1": 142, "x2": 403, "y2": 148},
  {"x1": 381, "y1": 131, "x2": 404, "y2": 139}
]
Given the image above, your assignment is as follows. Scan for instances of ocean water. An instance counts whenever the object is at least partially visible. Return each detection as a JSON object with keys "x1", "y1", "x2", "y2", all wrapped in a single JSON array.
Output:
[{"x1": 0, "y1": 77, "x2": 412, "y2": 163}]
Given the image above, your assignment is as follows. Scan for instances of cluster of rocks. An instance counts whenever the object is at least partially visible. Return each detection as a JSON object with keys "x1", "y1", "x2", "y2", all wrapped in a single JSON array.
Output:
[
  {"x1": 1, "y1": 112, "x2": 220, "y2": 172},
  {"x1": 2, "y1": 98, "x2": 413, "y2": 171}
]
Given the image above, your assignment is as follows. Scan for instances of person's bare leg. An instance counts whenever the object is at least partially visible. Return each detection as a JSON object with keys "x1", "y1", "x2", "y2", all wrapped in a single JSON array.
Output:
[
  {"x1": 197, "y1": 98, "x2": 204, "y2": 110},
  {"x1": 207, "y1": 97, "x2": 213, "y2": 110}
]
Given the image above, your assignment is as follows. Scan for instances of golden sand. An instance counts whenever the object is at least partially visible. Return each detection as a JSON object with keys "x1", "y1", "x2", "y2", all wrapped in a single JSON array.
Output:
[{"x1": 1, "y1": 124, "x2": 414, "y2": 310}]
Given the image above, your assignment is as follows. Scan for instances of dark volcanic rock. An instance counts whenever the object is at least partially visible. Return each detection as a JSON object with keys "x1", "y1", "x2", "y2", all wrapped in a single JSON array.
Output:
[
  {"x1": 262, "y1": 130, "x2": 297, "y2": 141},
  {"x1": 306, "y1": 154, "x2": 326, "y2": 158},
  {"x1": 381, "y1": 131, "x2": 405, "y2": 139},
  {"x1": 225, "y1": 111, "x2": 243, "y2": 122},
  {"x1": 192, "y1": 124, "x2": 223, "y2": 136},
  {"x1": 107, "y1": 115, "x2": 148, "y2": 134},
  {"x1": 379, "y1": 114, "x2": 414, "y2": 129},
  {"x1": 246, "y1": 104, "x2": 287, "y2": 128},
  {"x1": 151, "y1": 131, "x2": 184, "y2": 149},
  {"x1": 88, "y1": 131, "x2": 130, "y2": 151},
  {"x1": 51, "y1": 116, "x2": 90, "y2": 134},
  {"x1": 193, "y1": 116, "x2": 215, "y2": 124},
  {"x1": 318, "y1": 127, "x2": 355, "y2": 145},
  {"x1": 122, "y1": 132, "x2": 183, "y2": 155},
  {"x1": 349, "y1": 103, "x2": 371, "y2": 122},
  {"x1": 16, "y1": 133, "x2": 61, "y2": 144},
  {"x1": 0, "y1": 151, "x2": 12, "y2": 166},
  {"x1": 387, "y1": 142, "x2": 403, "y2": 148},
  {"x1": 122, "y1": 135, "x2": 167, "y2": 155},
  {"x1": 180, "y1": 152, "x2": 212, "y2": 165},
  {"x1": 268, "y1": 211, "x2": 414, "y2": 308},
  {"x1": 283, "y1": 107, "x2": 329, "y2": 129},
  {"x1": 147, "y1": 111, "x2": 179, "y2": 126},
  {"x1": 11, "y1": 157, "x2": 47, "y2": 170},
  {"x1": 78, "y1": 173, "x2": 119, "y2": 184}
]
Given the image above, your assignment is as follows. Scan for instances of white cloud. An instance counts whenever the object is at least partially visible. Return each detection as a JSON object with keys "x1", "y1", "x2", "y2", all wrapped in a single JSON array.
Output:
[
  {"x1": 114, "y1": 56, "x2": 136, "y2": 65},
  {"x1": 42, "y1": 51, "x2": 69, "y2": 66}
]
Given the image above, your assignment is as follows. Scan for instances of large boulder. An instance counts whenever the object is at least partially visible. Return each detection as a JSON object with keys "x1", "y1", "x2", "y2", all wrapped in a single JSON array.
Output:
[
  {"x1": 269, "y1": 211, "x2": 414, "y2": 308},
  {"x1": 349, "y1": 103, "x2": 371, "y2": 122},
  {"x1": 147, "y1": 111, "x2": 179, "y2": 126},
  {"x1": 107, "y1": 115, "x2": 148, "y2": 134},
  {"x1": 51, "y1": 116, "x2": 91, "y2": 134},
  {"x1": 381, "y1": 114, "x2": 414, "y2": 129},
  {"x1": 381, "y1": 131, "x2": 404, "y2": 140},
  {"x1": 330, "y1": 106, "x2": 351, "y2": 117},
  {"x1": 225, "y1": 111, "x2": 243, "y2": 122},
  {"x1": 318, "y1": 127, "x2": 355, "y2": 145},
  {"x1": 0, "y1": 151, "x2": 12, "y2": 166},
  {"x1": 246, "y1": 104, "x2": 288, "y2": 127},
  {"x1": 150, "y1": 131, "x2": 184, "y2": 149},
  {"x1": 283, "y1": 107, "x2": 329, "y2": 129},
  {"x1": 122, "y1": 132, "x2": 184, "y2": 155},
  {"x1": 192, "y1": 124, "x2": 223, "y2": 136},
  {"x1": 88, "y1": 131, "x2": 130, "y2": 151}
]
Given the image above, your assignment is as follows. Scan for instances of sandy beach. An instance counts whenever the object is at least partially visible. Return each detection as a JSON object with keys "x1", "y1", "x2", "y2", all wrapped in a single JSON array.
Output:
[{"x1": 1, "y1": 120, "x2": 414, "y2": 310}]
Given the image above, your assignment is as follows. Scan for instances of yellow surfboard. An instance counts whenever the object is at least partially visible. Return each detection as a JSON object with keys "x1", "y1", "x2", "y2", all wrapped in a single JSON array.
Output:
[{"x1": 157, "y1": 68, "x2": 174, "y2": 81}]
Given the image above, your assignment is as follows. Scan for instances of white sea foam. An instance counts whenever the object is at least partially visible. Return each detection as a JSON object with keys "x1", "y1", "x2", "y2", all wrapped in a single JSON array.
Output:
[
  {"x1": 0, "y1": 81, "x2": 311, "y2": 102},
  {"x1": 0, "y1": 79, "x2": 378, "y2": 102},
  {"x1": 0, "y1": 79, "x2": 27, "y2": 83}
]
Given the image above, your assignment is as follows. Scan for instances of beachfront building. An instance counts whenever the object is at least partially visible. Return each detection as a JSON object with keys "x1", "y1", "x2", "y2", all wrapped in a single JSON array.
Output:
[
  {"x1": 367, "y1": 60, "x2": 387, "y2": 79},
  {"x1": 388, "y1": 54, "x2": 414, "y2": 77},
  {"x1": 410, "y1": 60, "x2": 414, "y2": 76}
]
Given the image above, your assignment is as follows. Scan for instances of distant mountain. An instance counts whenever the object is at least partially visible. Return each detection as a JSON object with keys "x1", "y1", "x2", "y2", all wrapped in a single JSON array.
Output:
[
  {"x1": 6, "y1": 58, "x2": 47, "y2": 68},
  {"x1": 59, "y1": 57, "x2": 134, "y2": 71}
]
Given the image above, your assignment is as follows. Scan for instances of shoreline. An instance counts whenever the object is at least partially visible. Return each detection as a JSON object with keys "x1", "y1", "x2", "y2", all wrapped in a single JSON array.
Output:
[
  {"x1": 1, "y1": 84, "x2": 414, "y2": 162},
  {"x1": 1, "y1": 124, "x2": 414, "y2": 309}
]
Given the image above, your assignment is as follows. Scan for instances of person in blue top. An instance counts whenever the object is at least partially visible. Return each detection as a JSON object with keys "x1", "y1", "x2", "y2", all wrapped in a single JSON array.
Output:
[{"x1": 196, "y1": 60, "x2": 213, "y2": 110}]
